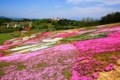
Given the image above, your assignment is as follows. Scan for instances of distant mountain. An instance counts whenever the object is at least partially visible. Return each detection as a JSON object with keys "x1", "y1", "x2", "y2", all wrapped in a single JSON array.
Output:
[
  {"x1": 0, "y1": 16, "x2": 8, "y2": 18},
  {"x1": 69, "y1": 17, "x2": 82, "y2": 21},
  {"x1": 11, "y1": 18, "x2": 24, "y2": 20}
]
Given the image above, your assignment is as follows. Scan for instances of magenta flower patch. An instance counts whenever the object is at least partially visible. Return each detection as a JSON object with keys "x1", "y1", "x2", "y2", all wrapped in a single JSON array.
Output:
[{"x1": 104, "y1": 63, "x2": 114, "y2": 71}]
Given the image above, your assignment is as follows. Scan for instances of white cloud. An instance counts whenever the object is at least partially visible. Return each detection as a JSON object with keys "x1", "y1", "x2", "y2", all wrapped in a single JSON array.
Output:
[
  {"x1": 66, "y1": 0, "x2": 120, "y2": 5},
  {"x1": 55, "y1": 5, "x2": 60, "y2": 8},
  {"x1": 49, "y1": 6, "x2": 120, "y2": 19},
  {"x1": 67, "y1": 0, "x2": 84, "y2": 4},
  {"x1": 65, "y1": 0, "x2": 120, "y2": 19}
]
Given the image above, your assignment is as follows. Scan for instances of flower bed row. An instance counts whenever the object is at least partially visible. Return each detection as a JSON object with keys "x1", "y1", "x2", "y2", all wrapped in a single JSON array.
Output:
[
  {"x1": 73, "y1": 37, "x2": 120, "y2": 54},
  {"x1": 60, "y1": 31, "x2": 110, "y2": 43},
  {"x1": 107, "y1": 31, "x2": 120, "y2": 38},
  {"x1": 9, "y1": 42, "x2": 57, "y2": 55},
  {"x1": 97, "y1": 26, "x2": 120, "y2": 33},
  {"x1": 56, "y1": 32, "x2": 79, "y2": 38}
]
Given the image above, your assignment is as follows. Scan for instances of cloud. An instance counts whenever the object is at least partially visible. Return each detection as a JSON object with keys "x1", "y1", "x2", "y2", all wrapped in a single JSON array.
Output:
[
  {"x1": 66, "y1": 0, "x2": 120, "y2": 6},
  {"x1": 66, "y1": 0, "x2": 84, "y2": 4},
  {"x1": 49, "y1": 6, "x2": 120, "y2": 19},
  {"x1": 65, "y1": 0, "x2": 120, "y2": 19},
  {"x1": 55, "y1": 5, "x2": 60, "y2": 8}
]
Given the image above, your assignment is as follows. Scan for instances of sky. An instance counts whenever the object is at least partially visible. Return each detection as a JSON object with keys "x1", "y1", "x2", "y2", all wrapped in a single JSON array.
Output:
[{"x1": 0, "y1": 0, "x2": 120, "y2": 20}]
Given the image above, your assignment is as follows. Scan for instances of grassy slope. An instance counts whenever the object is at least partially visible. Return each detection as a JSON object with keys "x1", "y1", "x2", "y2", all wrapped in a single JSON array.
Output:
[
  {"x1": 0, "y1": 32, "x2": 21, "y2": 45},
  {"x1": 0, "y1": 22, "x2": 120, "y2": 45},
  {"x1": 0, "y1": 30, "x2": 38, "y2": 45}
]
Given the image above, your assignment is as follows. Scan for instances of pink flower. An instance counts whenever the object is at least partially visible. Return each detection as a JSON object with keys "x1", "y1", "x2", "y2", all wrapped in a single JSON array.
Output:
[
  {"x1": 112, "y1": 56, "x2": 118, "y2": 61},
  {"x1": 77, "y1": 57, "x2": 86, "y2": 61},
  {"x1": 107, "y1": 31, "x2": 120, "y2": 38},
  {"x1": 56, "y1": 32, "x2": 78, "y2": 38},
  {"x1": 0, "y1": 52, "x2": 3, "y2": 57},
  {"x1": 92, "y1": 72, "x2": 99, "y2": 79},
  {"x1": 40, "y1": 32, "x2": 51, "y2": 37},
  {"x1": 73, "y1": 37, "x2": 120, "y2": 54},
  {"x1": 104, "y1": 63, "x2": 114, "y2": 71},
  {"x1": 95, "y1": 68, "x2": 102, "y2": 72}
]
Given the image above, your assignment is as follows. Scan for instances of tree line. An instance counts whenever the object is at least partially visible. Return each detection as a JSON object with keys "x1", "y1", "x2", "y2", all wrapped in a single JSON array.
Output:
[
  {"x1": 100, "y1": 12, "x2": 120, "y2": 24},
  {"x1": 0, "y1": 12, "x2": 120, "y2": 33}
]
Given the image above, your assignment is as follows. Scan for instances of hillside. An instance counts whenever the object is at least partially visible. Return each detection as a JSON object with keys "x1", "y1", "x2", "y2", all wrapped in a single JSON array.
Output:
[{"x1": 0, "y1": 22, "x2": 120, "y2": 80}]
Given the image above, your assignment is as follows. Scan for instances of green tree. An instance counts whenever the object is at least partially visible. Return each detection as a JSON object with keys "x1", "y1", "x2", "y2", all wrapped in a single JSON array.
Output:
[
  {"x1": 100, "y1": 12, "x2": 120, "y2": 24},
  {"x1": 0, "y1": 19, "x2": 5, "y2": 26}
]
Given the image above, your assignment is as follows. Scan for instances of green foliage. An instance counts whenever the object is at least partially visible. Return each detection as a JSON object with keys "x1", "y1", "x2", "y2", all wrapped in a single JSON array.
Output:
[
  {"x1": 93, "y1": 51, "x2": 120, "y2": 65},
  {"x1": 16, "y1": 63, "x2": 26, "y2": 70},
  {"x1": 0, "y1": 61, "x2": 11, "y2": 68},
  {"x1": 61, "y1": 32, "x2": 109, "y2": 43},
  {"x1": 0, "y1": 18, "x2": 11, "y2": 26},
  {"x1": 23, "y1": 30, "x2": 37, "y2": 35},
  {"x1": 79, "y1": 17, "x2": 99, "y2": 28},
  {"x1": 36, "y1": 62, "x2": 47, "y2": 68},
  {"x1": 0, "y1": 29, "x2": 14, "y2": 33},
  {"x1": 100, "y1": 12, "x2": 120, "y2": 24},
  {"x1": 42, "y1": 25, "x2": 48, "y2": 29},
  {"x1": 0, "y1": 34, "x2": 13, "y2": 45},
  {"x1": 33, "y1": 19, "x2": 49, "y2": 25},
  {"x1": 0, "y1": 70, "x2": 5, "y2": 78},
  {"x1": 51, "y1": 21, "x2": 58, "y2": 25},
  {"x1": 39, "y1": 29, "x2": 48, "y2": 32},
  {"x1": 0, "y1": 19, "x2": 5, "y2": 26},
  {"x1": 58, "y1": 19, "x2": 70, "y2": 26},
  {"x1": 13, "y1": 31, "x2": 21, "y2": 37},
  {"x1": 62, "y1": 71, "x2": 72, "y2": 80},
  {"x1": 53, "y1": 24, "x2": 62, "y2": 30},
  {"x1": 0, "y1": 32, "x2": 21, "y2": 45},
  {"x1": 0, "y1": 61, "x2": 11, "y2": 77}
]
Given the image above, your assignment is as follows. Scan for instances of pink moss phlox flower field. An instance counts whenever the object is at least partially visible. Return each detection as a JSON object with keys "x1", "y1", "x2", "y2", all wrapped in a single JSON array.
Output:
[
  {"x1": 73, "y1": 37, "x2": 120, "y2": 54},
  {"x1": 71, "y1": 28, "x2": 120, "y2": 80},
  {"x1": 71, "y1": 62, "x2": 93, "y2": 80},
  {"x1": 0, "y1": 26, "x2": 120, "y2": 80},
  {"x1": 0, "y1": 44, "x2": 78, "y2": 80},
  {"x1": 107, "y1": 31, "x2": 120, "y2": 38},
  {"x1": 71, "y1": 56, "x2": 101, "y2": 80},
  {"x1": 97, "y1": 26, "x2": 120, "y2": 33},
  {"x1": 39, "y1": 32, "x2": 52, "y2": 37},
  {"x1": 3, "y1": 38, "x2": 20, "y2": 45}
]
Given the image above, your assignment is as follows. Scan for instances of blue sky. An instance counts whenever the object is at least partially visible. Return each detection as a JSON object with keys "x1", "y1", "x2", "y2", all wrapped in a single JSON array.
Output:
[{"x1": 0, "y1": 0, "x2": 120, "y2": 20}]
